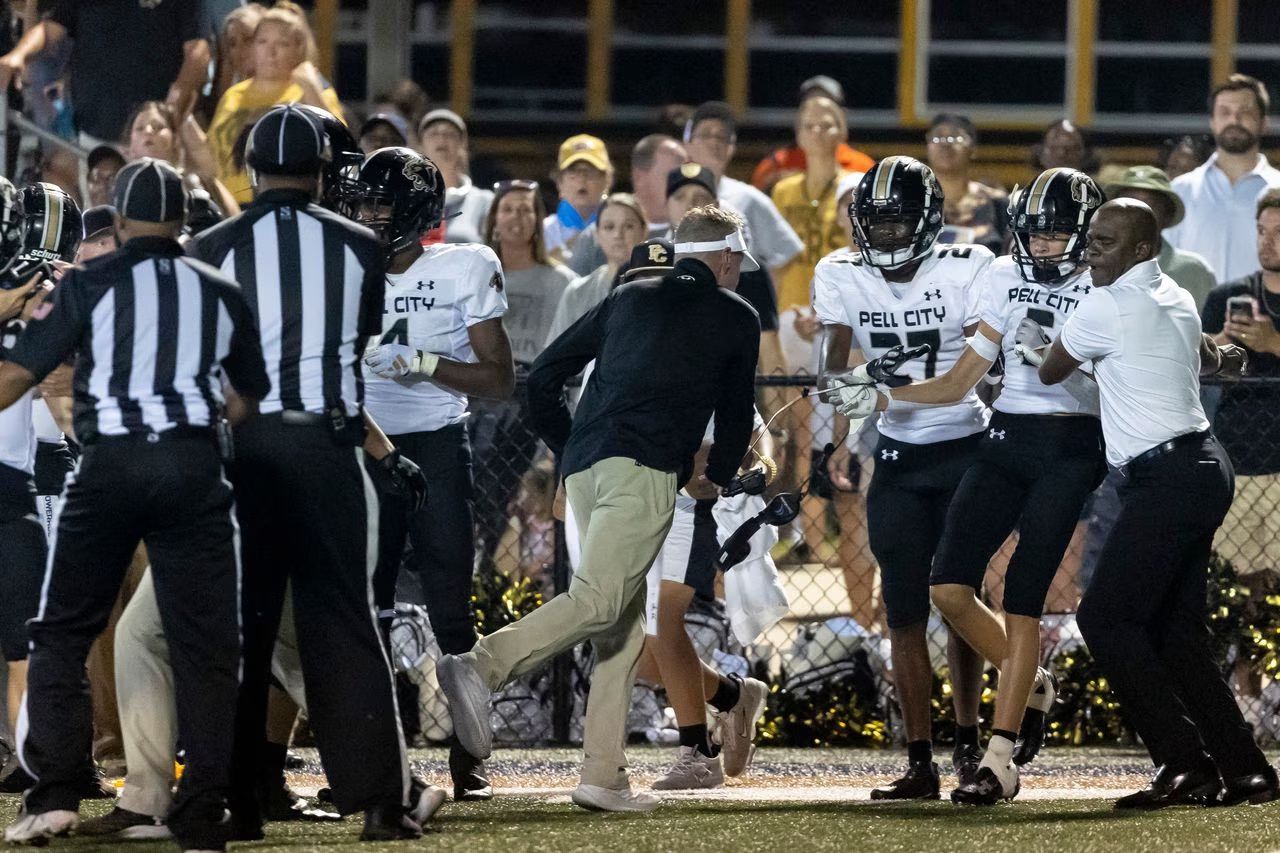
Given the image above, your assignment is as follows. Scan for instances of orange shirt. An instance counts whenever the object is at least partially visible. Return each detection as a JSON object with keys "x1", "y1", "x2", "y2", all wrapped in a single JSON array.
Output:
[{"x1": 752, "y1": 143, "x2": 875, "y2": 194}]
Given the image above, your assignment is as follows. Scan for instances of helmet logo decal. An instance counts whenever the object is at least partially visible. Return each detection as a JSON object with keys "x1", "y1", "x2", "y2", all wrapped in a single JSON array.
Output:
[{"x1": 402, "y1": 159, "x2": 439, "y2": 193}]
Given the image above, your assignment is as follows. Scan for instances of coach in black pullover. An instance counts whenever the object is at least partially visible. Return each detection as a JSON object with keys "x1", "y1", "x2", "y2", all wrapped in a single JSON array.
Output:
[{"x1": 437, "y1": 206, "x2": 759, "y2": 811}]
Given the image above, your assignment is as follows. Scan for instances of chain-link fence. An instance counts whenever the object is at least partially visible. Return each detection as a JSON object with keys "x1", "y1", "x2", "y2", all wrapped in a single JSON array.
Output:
[{"x1": 386, "y1": 374, "x2": 1280, "y2": 751}]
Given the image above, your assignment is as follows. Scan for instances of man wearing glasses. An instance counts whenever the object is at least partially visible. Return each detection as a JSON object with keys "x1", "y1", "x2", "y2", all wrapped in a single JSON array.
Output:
[{"x1": 923, "y1": 114, "x2": 1009, "y2": 254}]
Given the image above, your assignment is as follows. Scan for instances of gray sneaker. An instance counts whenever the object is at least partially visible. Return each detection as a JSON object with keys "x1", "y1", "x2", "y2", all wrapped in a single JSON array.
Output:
[
  {"x1": 436, "y1": 654, "x2": 493, "y2": 759},
  {"x1": 571, "y1": 783, "x2": 661, "y2": 812},
  {"x1": 650, "y1": 746, "x2": 725, "y2": 791},
  {"x1": 713, "y1": 676, "x2": 769, "y2": 777}
]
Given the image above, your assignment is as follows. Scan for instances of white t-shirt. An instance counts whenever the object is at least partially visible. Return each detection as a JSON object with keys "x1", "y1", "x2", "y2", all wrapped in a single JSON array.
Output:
[
  {"x1": 717, "y1": 175, "x2": 804, "y2": 269},
  {"x1": 976, "y1": 257, "x2": 1100, "y2": 417},
  {"x1": 813, "y1": 244, "x2": 993, "y2": 444},
  {"x1": 363, "y1": 243, "x2": 507, "y2": 435},
  {"x1": 1058, "y1": 259, "x2": 1209, "y2": 466},
  {"x1": 0, "y1": 318, "x2": 35, "y2": 475}
]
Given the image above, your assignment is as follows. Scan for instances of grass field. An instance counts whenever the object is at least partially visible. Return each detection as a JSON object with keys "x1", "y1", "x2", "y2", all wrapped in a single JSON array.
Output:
[{"x1": 10, "y1": 747, "x2": 1280, "y2": 852}]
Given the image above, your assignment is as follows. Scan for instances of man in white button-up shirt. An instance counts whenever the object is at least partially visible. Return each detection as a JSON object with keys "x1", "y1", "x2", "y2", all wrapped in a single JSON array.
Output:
[
  {"x1": 1039, "y1": 199, "x2": 1277, "y2": 810},
  {"x1": 1166, "y1": 74, "x2": 1280, "y2": 282}
]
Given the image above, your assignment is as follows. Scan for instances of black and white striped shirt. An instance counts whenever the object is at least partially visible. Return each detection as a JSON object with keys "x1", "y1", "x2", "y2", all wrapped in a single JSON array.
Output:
[
  {"x1": 188, "y1": 189, "x2": 385, "y2": 417},
  {"x1": 6, "y1": 236, "x2": 269, "y2": 444}
]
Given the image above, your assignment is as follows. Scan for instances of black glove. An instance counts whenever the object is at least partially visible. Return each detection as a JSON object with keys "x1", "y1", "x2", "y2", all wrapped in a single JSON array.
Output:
[
  {"x1": 864, "y1": 343, "x2": 931, "y2": 387},
  {"x1": 381, "y1": 449, "x2": 428, "y2": 511}
]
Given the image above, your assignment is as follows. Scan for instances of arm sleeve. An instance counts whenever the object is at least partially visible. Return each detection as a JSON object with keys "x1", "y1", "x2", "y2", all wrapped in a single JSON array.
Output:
[
  {"x1": 1201, "y1": 285, "x2": 1230, "y2": 334},
  {"x1": 464, "y1": 246, "x2": 507, "y2": 325},
  {"x1": 706, "y1": 312, "x2": 761, "y2": 486},
  {"x1": 218, "y1": 287, "x2": 270, "y2": 399},
  {"x1": 811, "y1": 259, "x2": 851, "y2": 326},
  {"x1": 964, "y1": 248, "x2": 995, "y2": 327},
  {"x1": 177, "y1": 0, "x2": 203, "y2": 42},
  {"x1": 975, "y1": 264, "x2": 1006, "y2": 333},
  {"x1": 7, "y1": 272, "x2": 87, "y2": 382},
  {"x1": 527, "y1": 298, "x2": 607, "y2": 455},
  {"x1": 1059, "y1": 291, "x2": 1121, "y2": 362}
]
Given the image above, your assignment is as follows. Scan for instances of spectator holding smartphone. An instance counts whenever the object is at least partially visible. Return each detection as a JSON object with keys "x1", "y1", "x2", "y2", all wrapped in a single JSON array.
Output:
[{"x1": 1203, "y1": 188, "x2": 1280, "y2": 584}]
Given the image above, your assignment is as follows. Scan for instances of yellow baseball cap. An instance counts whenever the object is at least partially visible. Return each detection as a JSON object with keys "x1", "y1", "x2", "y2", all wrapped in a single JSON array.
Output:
[{"x1": 557, "y1": 134, "x2": 611, "y2": 172}]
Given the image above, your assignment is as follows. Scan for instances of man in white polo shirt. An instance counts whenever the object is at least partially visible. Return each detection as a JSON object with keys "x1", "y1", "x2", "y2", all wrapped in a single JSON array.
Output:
[
  {"x1": 1165, "y1": 74, "x2": 1280, "y2": 282},
  {"x1": 1038, "y1": 199, "x2": 1277, "y2": 810}
]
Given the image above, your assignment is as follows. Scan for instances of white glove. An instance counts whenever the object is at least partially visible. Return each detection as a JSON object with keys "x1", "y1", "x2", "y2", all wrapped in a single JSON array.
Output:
[
  {"x1": 364, "y1": 344, "x2": 441, "y2": 379},
  {"x1": 835, "y1": 383, "x2": 878, "y2": 419},
  {"x1": 1013, "y1": 343, "x2": 1044, "y2": 367}
]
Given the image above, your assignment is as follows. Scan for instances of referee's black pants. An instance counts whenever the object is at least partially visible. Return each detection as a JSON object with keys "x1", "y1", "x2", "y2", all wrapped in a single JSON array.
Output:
[
  {"x1": 228, "y1": 415, "x2": 407, "y2": 825},
  {"x1": 0, "y1": 463, "x2": 45, "y2": 662},
  {"x1": 1077, "y1": 433, "x2": 1269, "y2": 779},
  {"x1": 20, "y1": 435, "x2": 239, "y2": 848},
  {"x1": 372, "y1": 422, "x2": 477, "y2": 657}
]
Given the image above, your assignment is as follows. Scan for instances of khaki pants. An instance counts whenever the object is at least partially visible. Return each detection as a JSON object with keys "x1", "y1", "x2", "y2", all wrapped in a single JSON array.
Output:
[
  {"x1": 115, "y1": 570, "x2": 307, "y2": 817},
  {"x1": 467, "y1": 457, "x2": 675, "y2": 789}
]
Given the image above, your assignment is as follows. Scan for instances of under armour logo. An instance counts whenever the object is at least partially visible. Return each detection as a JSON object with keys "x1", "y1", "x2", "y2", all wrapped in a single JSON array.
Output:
[
  {"x1": 1072, "y1": 284, "x2": 1091, "y2": 294},
  {"x1": 881, "y1": 449, "x2": 900, "y2": 461},
  {"x1": 416, "y1": 280, "x2": 435, "y2": 291},
  {"x1": 989, "y1": 429, "x2": 1006, "y2": 440},
  {"x1": 924, "y1": 289, "x2": 941, "y2": 301}
]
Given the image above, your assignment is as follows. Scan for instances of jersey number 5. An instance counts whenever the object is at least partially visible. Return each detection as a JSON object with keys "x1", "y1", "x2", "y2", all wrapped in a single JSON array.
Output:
[
  {"x1": 1026, "y1": 308, "x2": 1055, "y2": 329},
  {"x1": 380, "y1": 318, "x2": 409, "y2": 346},
  {"x1": 870, "y1": 330, "x2": 941, "y2": 377}
]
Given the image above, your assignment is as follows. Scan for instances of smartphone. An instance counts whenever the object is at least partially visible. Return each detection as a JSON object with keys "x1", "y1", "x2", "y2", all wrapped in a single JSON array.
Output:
[{"x1": 1228, "y1": 295, "x2": 1256, "y2": 322}]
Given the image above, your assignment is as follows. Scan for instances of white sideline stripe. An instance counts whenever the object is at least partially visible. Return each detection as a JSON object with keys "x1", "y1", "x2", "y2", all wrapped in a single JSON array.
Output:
[{"x1": 288, "y1": 784, "x2": 1124, "y2": 802}]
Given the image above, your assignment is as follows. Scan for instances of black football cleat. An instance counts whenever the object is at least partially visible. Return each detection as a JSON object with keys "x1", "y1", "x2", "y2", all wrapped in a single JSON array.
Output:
[
  {"x1": 1218, "y1": 766, "x2": 1280, "y2": 807},
  {"x1": 952, "y1": 743, "x2": 982, "y2": 788},
  {"x1": 450, "y1": 742, "x2": 494, "y2": 802},
  {"x1": 360, "y1": 804, "x2": 422, "y2": 842},
  {"x1": 951, "y1": 766, "x2": 1019, "y2": 806},
  {"x1": 871, "y1": 760, "x2": 940, "y2": 801}
]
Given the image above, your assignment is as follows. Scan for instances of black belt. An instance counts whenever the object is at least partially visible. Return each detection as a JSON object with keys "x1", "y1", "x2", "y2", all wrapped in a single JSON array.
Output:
[
  {"x1": 276, "y1": 410, "x2": 330, "y2": 428},
  {"x1": 1124, "y1": 429, "x2": 1211, "y2": 473},
  {"x1": 89, "y1": 425, "x2": 216, "y2": 445}
]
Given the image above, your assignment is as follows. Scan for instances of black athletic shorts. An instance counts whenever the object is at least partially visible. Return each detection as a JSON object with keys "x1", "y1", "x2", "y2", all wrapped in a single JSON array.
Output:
[
  {"x1": 931, "y1": 412, "x2": 1106, "y2": 618},
  {"x1": 865, "y1": 431, "x2": 982, "y2": 629}
]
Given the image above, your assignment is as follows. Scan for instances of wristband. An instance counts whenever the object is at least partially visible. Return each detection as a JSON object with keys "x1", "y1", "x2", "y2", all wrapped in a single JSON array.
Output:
[{"x1": 412, "y1": 351, "x2": 440, "y2": 377}]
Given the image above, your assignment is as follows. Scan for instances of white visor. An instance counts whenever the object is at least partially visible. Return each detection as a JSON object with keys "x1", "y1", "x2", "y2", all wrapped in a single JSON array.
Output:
[{"x1": 672, "y1": 228, "x2": 760, "y2": 272}]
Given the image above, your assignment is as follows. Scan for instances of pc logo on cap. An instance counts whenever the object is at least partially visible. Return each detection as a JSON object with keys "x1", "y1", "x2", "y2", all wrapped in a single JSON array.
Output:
[
  {"x1": 246, "y1": 104, "x2": 330, "y2": 176},
  {"x1": 113, "y1": 158, "x2": 187, "y2": 224}
]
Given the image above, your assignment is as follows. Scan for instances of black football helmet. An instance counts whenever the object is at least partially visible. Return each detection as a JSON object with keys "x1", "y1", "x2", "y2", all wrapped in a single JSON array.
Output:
[
  {"x1": 293, "y1": 104, "x2": 363, "y2": 213},
  {"x1": 851, "y1": 156, "x2": 944, "y2": 269},
  {"x1": 1009, "y1": 167, "x2": 1104, "y2": 285},
  {"x1": 352, "y1": 147, "x2": 445, "y2": 257},
  {"x1": 0, "y1": 183, "x2": 81, "y2": 287}
]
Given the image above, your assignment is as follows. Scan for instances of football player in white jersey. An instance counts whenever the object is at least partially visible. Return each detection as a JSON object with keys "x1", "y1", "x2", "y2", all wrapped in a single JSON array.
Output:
[
  {"x1": 844, "y1": 168, "x2": 1107, "y2": 803},
  {"x1": 356, "y1": 147, "x2": 515, "y2": 801},
  {"x1": 814, "y1": 156, "x2": 992, "y2": 798}
]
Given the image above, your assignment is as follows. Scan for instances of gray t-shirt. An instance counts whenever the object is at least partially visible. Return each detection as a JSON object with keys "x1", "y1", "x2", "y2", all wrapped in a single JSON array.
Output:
[
  {"x1": 503, "y1": 262, "x2": 576, "y2": 365},
  {"x1": 443, "y1": 176, "x2": 494, "y2": 246},
  {"x1": 545, "y1": 264, "x2": 617, "y2": 346},
  {"x1": 717, "y1": 175, "x2": 804, "y2": 269}
]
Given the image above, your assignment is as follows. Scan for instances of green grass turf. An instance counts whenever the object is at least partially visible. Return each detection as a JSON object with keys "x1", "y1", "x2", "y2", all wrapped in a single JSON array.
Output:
[{"x1": 7, "y1": 796, "x2": 1280, "y2": 853}]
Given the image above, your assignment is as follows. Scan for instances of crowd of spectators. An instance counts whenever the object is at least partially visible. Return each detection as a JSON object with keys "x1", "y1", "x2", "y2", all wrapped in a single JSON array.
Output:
[{"x1": 1, "y1": 0, "x2": 1280, "y2": 749}]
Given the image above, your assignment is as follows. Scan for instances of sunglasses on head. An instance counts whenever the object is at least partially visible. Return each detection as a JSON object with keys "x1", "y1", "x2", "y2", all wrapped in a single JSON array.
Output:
[{"x1": 494, "y1": 179, "x2": 539, "y2": 195}]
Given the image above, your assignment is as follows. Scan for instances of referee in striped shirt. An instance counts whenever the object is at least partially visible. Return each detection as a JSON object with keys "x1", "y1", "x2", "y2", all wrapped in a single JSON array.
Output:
[
  {"x1": 188, "y1": 104, "x2": 429, "y2": 841},
  {"x1": 0, "y1": 158, "x2": 269, "y2": 849}
]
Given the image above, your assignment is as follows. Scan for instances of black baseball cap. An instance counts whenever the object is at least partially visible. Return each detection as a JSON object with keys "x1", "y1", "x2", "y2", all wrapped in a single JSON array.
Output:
[
  {"x1": 666, "y1": 163, "x2": 717, "y2": 199},
  {"x1": 113, "y1": 158, "x2": 187, "y2": 224},
  {"x1": 622, "y1": 238, "x2": 675, "y2": 282},
  {"x1": 82, "y1": 205, "x2": 117, "y2": 240},
  {"x1": 87, "y1": 145, "x2": 125, "y2": 173},
  {"x1": 246, "y1": 104, "x2": 329, "y2": 176}
]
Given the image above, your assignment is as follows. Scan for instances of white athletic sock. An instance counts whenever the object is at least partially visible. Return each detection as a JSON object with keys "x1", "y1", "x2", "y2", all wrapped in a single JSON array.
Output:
[{"x1": 980, "y1": 736, "x2": 1018, "y2": 791}]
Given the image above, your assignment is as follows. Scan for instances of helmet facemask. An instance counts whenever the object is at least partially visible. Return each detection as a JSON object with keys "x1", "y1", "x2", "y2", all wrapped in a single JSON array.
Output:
[{"x1": 853, "y1": 204, "x2": 940, "y2": 269}]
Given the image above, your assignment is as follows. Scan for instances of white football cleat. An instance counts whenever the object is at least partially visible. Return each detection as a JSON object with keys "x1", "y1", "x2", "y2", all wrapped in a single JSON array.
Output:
[
  {"x1": 571, "y1": 784, "x2": 661, "y2": 813},
  {"x1": 5, "y1": 810, "x2": 79, "y2": 844}
]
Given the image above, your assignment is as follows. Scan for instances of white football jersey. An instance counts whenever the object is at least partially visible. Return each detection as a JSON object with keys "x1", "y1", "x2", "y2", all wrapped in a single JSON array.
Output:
[
  {"x1": 363, "y1": 243, "x2": 506, "y2": 435},
  {"x1": 0, "y1": 318, "x2": 35, "y2": 476},
  {"x1": 813, "y1": 244, "x2": 992, "y2": 444},
  {"x1": 977, "y1": 257, "x2": 1099, "y2": 417}
]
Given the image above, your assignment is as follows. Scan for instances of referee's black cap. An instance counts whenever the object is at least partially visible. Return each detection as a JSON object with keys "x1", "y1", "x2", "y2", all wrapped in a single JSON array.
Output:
[
  {"x1": 113, "y1": 158, "x2": 187, "y2": 224},
  {"x1": 246, "y1": 104, "x2": 330, "y2": 176}
]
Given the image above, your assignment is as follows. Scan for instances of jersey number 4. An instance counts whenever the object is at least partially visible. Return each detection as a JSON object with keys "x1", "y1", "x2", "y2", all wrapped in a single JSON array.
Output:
[
  {"x1": 380, "y1": 318, "x2": 409, "y2": 346},
  {"x1": 870, "y1": 330, "x2": 941, "y2": 377}
]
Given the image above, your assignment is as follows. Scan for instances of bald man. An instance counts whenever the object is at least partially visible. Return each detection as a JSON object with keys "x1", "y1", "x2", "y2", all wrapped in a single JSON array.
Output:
[{"x1": 1038, "y1": 200, "x2": 1276, "y2": 809}]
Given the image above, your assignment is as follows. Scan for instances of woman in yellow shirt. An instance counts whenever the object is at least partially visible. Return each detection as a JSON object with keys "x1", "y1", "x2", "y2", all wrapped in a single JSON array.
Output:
[{"x1": 208, "y1": 2, "x2": 345, "y2": 204}]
